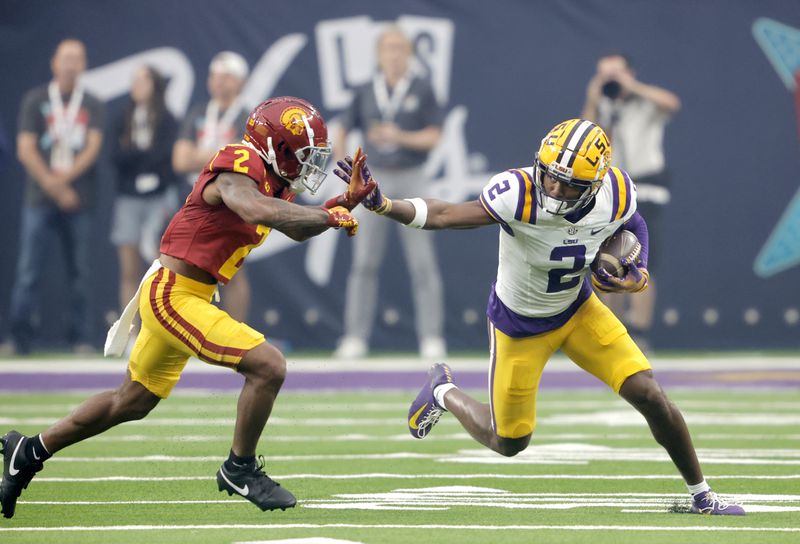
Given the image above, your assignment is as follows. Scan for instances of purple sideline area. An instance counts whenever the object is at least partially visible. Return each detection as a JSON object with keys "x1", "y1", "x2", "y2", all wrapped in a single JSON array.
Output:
[{"x1": 1, "y1": 368, "x2": 798, "y2": 392}]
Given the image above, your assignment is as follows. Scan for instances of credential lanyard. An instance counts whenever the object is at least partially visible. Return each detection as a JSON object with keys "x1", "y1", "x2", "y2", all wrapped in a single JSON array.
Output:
[
  {"x1": 373, "y1": 74, "x2": 411, "y2": 122},
  {"x1": 200, "y1": 98, "x2": 242, "y2": 150}
]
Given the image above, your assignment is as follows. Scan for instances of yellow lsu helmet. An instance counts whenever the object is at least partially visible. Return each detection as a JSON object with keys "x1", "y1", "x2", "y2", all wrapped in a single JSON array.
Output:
[{"x1": 534, "y1": 119, "x2": 612, "y2": 215}]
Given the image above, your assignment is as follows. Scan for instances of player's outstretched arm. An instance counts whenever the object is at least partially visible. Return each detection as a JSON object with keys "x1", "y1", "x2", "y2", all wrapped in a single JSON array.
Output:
[
  {"x1": 382, "y1": 198, "x2": 495, "y2": 230},
  {"x1": 212, "y1": 172, "x2": 358, "y2": 241},
  {"x1": 333, "y1": 155, "x2": 495, "y2": 230}
]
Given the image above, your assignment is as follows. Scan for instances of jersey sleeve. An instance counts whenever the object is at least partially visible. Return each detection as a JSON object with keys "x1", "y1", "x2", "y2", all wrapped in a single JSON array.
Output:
[
  {"x1": 605, "y1": 166, "x2": 638, "y2": 224},
  {"x1": 479, "y1": 169, "x2": 537, "y2": 228},
  {"x1": 205, "y1": 144, "x2": 268, "y2": 192}
]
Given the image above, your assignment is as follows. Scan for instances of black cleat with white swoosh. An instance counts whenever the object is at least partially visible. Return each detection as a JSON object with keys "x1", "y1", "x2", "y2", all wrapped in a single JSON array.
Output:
[
  {"x1": 1, "y1": 431, "x2": 44, "y2": 519},
  {"x1": 216, "y1": 455, "x2": 296, "y2": 511}
]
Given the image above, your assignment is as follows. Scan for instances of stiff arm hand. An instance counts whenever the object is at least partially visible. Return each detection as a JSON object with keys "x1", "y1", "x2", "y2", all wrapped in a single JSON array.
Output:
[{"x1": 323, "y1": 147, "x2": 376, "y2": 211}]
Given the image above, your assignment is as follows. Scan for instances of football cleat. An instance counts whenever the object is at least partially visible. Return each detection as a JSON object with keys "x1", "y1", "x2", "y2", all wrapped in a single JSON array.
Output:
[
  {"x1": 216, "y1": 456, "x2": 296, "y2": 512},
  {"x1": 408, "y1": 363, "x2": 454, "y2": 439},
  {"x1": 1, "y1": 431, "x2": 44, "y2": 519},
  {"x1": 691, "y1": 490, "x2": 746, "y2": 515}
]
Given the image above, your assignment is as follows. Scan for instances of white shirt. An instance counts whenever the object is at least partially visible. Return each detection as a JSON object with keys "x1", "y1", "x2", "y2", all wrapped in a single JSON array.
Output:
[{"x1": 597, "y1": 95, "x2": 670, "y2": 179}]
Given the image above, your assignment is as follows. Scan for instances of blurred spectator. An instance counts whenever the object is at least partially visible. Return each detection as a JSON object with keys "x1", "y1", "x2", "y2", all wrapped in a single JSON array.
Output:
[
  {"x1": 581, "y1": 52, "x2": 681, "y2": 351},
  {"x1": 1, "y1": 39, "x2": 105, "y2": 355},
  {"x1": 334, "y1": 26, "x2": 445, "y2": 360},
  {"x1": 172, "y1": 51, "x2": 252, "y2": 322},
  {"x1": 110, "y1": 65, "x2": 178, "y2": 313}
]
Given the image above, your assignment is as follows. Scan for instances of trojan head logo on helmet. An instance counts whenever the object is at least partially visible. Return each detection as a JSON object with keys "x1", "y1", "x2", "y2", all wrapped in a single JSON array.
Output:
[
  {"x1": 243, "y1": 96, "x2": 332, "y2": 194},
  {"x1": 534, "y1": 119, "x2": 612, "y2": 215}
]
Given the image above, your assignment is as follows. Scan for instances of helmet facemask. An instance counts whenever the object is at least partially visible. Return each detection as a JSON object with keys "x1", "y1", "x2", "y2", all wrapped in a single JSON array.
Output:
[
  {"x1": 290, "y1": 141, "x2": 332, "y2": 195},
  {"x1": 534, "y1": 153, "x2": 601, "y2": 216}
]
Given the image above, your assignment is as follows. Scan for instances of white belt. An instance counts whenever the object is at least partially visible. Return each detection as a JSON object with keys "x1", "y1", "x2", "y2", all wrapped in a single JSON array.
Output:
[{"x1": 103, "y1": 260, "x2": 163, "y2": 357}]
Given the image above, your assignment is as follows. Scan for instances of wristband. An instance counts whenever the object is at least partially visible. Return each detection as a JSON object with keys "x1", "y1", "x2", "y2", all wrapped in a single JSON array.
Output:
[
  {"x1": 405, "y1": 198, "x2": 428, "y2": 229},
  {"x1": 375, "y1": 197, "x2": 393, "y2": 215}
]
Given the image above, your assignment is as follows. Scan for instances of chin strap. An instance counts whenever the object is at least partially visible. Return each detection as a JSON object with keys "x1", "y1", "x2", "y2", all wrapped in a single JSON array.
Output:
[{"x1": 265, "y1": 137, "x2": 282, "y2": 175}]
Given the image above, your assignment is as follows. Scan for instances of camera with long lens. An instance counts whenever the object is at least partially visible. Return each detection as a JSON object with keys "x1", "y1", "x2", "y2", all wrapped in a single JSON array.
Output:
[{"x1": 601, "y1": 80, "x2": 622, "y2": 99}]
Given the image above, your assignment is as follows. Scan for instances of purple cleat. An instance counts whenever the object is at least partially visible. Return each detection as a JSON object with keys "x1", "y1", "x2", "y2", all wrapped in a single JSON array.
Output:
[
  {"x1": 408, "y1": 363, "x2": 454, "y2": 439},
  {"x1": 691, "y1": 490, "x2": 746, "y2": 515}
]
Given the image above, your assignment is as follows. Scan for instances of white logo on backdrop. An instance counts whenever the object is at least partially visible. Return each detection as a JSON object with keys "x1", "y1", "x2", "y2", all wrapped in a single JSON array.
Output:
[{"x1": 81, "y1": 16, "x2": 490, "y2": 286}]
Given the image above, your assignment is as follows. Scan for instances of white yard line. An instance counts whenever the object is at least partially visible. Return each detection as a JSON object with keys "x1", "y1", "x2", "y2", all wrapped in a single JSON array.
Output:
[
  {"x1": 33, "y1": 473, "x2": 800, "y2": 483},
  {"x1": 7, "y1": 399, "x2": 800, "y2": 412},
  {"x1": 41, "y1": 453, "x2": 581, "y2": 464},
  {"x1": 0, "y1": 416, "x2": 431, "y2": 426},
  {"x1": 6, "y1": 412, "x2": 800, "y2": 427},
  {"x1": 83, "y1": 432, "x2": 800, "y2": 443},
  {"x1": 0, "y1": 353, "x2": 798, "y2": 372},
  {"x1": 0, "y1": 523, "x2": 798, "y2": 533}
]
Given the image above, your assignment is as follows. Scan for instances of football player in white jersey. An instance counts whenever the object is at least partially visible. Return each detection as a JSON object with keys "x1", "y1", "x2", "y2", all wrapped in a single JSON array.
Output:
[{"x1": 335, "y1": 118, "x2": 744, "y2": 515}]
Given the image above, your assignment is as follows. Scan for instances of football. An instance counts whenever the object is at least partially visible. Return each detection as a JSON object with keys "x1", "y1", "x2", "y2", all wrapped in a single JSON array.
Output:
[{"x1": 591, "y1": 230, "x2": 641, "y2": 278}]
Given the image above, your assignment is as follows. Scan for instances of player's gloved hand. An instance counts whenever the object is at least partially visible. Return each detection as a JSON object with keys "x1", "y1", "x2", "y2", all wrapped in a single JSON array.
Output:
[
  {"x1": 592, "y1": 259, "x2": 650, "y2": 293},
  {"x1": 324, "y1": 205, "x2": 359, "y2": 237},
  {"x1": 324, "y1": 147, "x2": 377, "y2": 211},
  {"x1": 332, "y1": 151, "x2": 391, "y2": 214}
]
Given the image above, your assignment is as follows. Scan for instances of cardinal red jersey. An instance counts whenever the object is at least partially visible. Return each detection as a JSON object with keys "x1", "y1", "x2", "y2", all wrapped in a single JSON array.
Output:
[{"x1": 160, "y1": 143, "x2": 295, "y2": 283}]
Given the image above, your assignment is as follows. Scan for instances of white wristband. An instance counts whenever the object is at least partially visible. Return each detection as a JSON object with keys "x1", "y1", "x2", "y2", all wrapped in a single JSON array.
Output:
[{"x1": 405, "y1": 198, "x2": 428, "y2": 229}]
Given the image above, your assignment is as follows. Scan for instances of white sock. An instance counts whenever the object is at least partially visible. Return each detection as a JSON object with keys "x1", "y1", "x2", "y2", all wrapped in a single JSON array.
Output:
[
  {"x1": 433, "y1": 383, "x2": 457, "y2": 410},
  {"x1": 687, "y1": 479, "x2": 710, "y2": 496}
]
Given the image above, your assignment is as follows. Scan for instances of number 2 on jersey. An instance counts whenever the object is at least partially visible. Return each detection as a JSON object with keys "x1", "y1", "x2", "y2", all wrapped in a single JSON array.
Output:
[
  {"x1": 546, "y1": 245, "x2": 586, "y2": 293},
  {"x1": 486, "y1": 179, "x2": 510, "y2": 200},
  {"x1": 233, "y1": 149, "x2": 250, "y2": 174}
]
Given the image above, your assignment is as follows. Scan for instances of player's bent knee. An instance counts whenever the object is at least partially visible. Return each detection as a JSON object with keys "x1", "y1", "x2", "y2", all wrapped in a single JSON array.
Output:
[
  {"x1": 240, "y1": 342, "x2": 286, "y2": 385},
  {"x1": 620, "y1": 370, "x2": 668, "y2": 411},
  {"x1": 114, "y1": 382, "x2": 160, "y2": 422}
]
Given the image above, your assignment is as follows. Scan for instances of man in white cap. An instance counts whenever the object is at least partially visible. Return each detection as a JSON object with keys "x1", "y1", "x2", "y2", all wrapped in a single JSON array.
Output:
[{"x1": 173, "y1": 51, "x2": 252, "y2": 322}]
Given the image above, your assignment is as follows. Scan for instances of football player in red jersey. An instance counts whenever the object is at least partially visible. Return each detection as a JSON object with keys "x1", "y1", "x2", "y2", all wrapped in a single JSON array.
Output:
[{"x1": 0, "y1": 97, "x2": 375, "y2": 517}]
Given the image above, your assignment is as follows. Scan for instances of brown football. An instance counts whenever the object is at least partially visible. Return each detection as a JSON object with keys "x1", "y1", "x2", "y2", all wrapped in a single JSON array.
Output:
[{"x1": 591, "y1": 230, "x2": 641, "y2": 278}]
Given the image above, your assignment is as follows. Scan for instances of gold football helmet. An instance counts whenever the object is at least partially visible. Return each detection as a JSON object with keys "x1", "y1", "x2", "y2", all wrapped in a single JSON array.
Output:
[{"x1": 534, "y1": 119, "x2": 612, "y2": 215}]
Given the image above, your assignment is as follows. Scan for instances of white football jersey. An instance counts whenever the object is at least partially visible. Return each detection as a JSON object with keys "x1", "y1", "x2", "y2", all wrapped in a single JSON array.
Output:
[{"x1": 479, "y1": 166, "x2": 637, "y2": 319}]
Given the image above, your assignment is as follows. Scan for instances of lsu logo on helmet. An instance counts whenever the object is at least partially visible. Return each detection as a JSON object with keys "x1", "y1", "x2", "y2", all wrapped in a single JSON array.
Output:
[{"x1": 534, "y1": 119, "x2": 612, "y2": 215}]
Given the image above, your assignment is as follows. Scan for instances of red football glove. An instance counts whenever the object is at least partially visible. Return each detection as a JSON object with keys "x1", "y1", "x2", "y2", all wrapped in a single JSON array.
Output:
[
  {"x1": 323, "y1": 147, "x2": 377, "y2": 211},
  {"x1": 592, "y1": 259, "x2": 650, "y2": 293},
  {"x1": 324, "y1": 205, "x2": 359, "y2": 237}
]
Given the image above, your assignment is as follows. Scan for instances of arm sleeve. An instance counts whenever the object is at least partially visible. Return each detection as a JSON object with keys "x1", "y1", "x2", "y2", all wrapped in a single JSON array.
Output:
[
  {"x1": 17, "y1": 89, "x2": 40, "y2": 134},
  {"x1": 177, "y1": 107, "x2": 198, "y2": 141},
  {"x1": 87, "y1": 95, "x2": 106, "y2": 131},
  {"x1": 623, "y1": 211, "x2": 649, "y2": 268}
]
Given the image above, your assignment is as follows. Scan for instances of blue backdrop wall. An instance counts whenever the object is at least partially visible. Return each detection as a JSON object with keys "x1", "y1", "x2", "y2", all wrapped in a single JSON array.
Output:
[{"x1": 0, "y1": 0, "x2": 798, "y2": 351}]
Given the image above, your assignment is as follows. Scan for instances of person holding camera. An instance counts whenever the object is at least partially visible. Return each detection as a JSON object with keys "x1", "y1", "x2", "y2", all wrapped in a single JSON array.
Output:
[{"x1": 581, "y1": 52, "x2": 681, "y2": 352}]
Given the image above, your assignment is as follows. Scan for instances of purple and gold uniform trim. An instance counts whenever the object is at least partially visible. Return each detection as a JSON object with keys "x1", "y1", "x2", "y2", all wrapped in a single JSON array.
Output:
[
  {"x1": 487, "y1": 279, "x2": 593, "y2": 338},
  {"x1": 479, "y1": 193, "x2": 514, "y2": 236},
  {"x1": 511, "y1": 169, "x2": 537, "y2": 225},
  {"x1": 608, "y1": 167, "x2": 633, "y2": 222}
]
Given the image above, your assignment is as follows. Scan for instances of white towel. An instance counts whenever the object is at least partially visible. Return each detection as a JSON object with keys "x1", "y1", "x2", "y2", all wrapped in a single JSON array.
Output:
[{"x1": 104, "y1": 260, "x2": 163, "y2": 357}]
